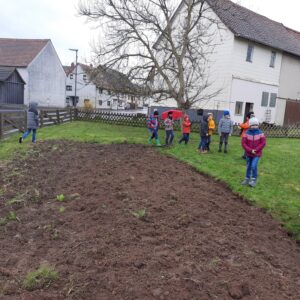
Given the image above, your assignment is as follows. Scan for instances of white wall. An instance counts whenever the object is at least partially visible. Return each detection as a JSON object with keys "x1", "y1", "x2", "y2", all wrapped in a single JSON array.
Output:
[
  {"x1": 226, "y1": 38, "x2": 283, "y2": 124},
  {"x1": 276, "y1": 53, "x2": 300, "y2": 124},
  {"x1": 231, "y1": 39, "x2": 282, "y2": 85},
  {"x1": 231, "y1": 78, "x2": 278, "y2": 124},
  {"x1": 66, "y1": 64, "x2": 97, "y2": 107},
  {"x1": 27, "y1": 41, "x2": 66, "y2": 107}
]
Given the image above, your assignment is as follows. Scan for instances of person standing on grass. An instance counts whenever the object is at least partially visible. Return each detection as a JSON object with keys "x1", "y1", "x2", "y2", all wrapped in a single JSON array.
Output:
[
  {"x1": 179, "y1": 113, "x2": 191, "y2": 145},
  {"x1": 198, "y1": 114, "x2": 209, "y2": 153},
  {"x1": 218, "y1": 110, "x2": 233, "y2": 153},
  {"x1": 164, "y1": 111, "x2": 174, "y2": 146},
  {"x1": 147, "y1": 110, "x2": 161, "y2": 146},
  {"x1": 207, "y1": 112, "x2": 215, "y2": 152},
  {"x1": 239, "y1": 111, "x2": 255, "y2": 159},
  {"x1": 19, "y1": 102, "x2": 39, "y2": 144},
  {"x1": 241, "y1": 117, "x2": 266, "y2": 187}
]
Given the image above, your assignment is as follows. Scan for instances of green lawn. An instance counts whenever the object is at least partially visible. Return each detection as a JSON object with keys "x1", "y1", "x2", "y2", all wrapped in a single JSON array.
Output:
[{"x1": 1, "y1": 121, "x2": 300, "y2": 239}]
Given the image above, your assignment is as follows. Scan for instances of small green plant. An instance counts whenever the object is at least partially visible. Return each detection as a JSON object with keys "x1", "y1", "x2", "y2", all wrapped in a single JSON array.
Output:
[
  {"x1": 56, "y1": 194, "x2": 65, "y2": 202},
  {"x1": 131, "y1": 209, "x2": 146, "y2": 219},
  {"x1": 0, "y1": 211, "x2": 20, "y2": 226},
  {"x1": 0, "y1": 217, "x2": 7, "y2": 226},
  {"x1": 59, "y1": 206, "x2": 65, "y2": 213},
  {"x1": 23, "y1": 265, "x2": 58, "y2": 291},
  {"x1": 8, "y1": 211, "x2": 19, "y2": 221}
]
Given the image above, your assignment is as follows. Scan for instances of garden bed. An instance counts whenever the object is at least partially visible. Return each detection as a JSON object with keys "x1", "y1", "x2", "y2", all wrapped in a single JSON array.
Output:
[{"x1": 0, "y1": 141, "x2": 299, "y2": 299}]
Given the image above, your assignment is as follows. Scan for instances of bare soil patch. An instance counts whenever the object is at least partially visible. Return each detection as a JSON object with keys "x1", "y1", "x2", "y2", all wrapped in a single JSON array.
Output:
[{"x1": 0, "y1": 141, "x2": 300, "y2": 299}]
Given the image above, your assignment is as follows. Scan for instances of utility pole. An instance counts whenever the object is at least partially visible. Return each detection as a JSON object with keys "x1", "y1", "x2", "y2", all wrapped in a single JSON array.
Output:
[{"x1": 69, "y1": 48, "x2": 78, "y2": 107}]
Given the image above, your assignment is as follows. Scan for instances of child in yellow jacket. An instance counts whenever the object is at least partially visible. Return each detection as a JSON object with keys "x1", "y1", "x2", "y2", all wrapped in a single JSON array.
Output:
[{"x1": 206, "y1": 113, "x2": 215, "y2": 151}]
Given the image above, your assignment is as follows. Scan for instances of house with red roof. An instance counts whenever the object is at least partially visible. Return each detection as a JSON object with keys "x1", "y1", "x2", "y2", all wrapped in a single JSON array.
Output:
[{"x1": 0, "y1": 38, "x2": 66, "y2": 107}]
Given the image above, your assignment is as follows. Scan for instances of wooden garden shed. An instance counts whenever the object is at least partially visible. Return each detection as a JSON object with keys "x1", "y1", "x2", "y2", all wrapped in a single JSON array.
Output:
[{"x1": 0, "y1": 66, "x2": 25, "y2": 105}]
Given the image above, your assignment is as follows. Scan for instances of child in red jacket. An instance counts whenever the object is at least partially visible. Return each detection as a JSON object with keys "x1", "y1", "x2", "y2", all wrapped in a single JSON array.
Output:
[
  {"x1": 241, "y1": 117, "x2": 266, "y2": 187},
  {"x1": 179, "y1": 114, "x2": 191, "y2": 144}
]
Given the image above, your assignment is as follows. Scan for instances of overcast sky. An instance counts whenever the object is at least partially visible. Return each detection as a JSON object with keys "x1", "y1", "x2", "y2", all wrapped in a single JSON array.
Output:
[{"x1": 1, "y1": 0, "x2": 300, "y2": 66}]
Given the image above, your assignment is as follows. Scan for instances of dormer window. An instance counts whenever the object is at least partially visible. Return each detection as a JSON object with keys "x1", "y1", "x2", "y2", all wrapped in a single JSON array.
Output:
[
  {"x1": 83, "y1": 74, "x2": 87, "y2": 81},
  {"x1": 270, "y1": 51, "x2": 276, "y2": 68},
  {"x1": 246, "y1": 44, "x2": 254, "y2": 62},
  {"x1": 70, "y1": 74, "x2": 73, "y2": 79}
]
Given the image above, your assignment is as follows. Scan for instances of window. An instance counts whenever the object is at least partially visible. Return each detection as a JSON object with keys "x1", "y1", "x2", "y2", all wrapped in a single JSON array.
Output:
[
  {"x1": 246, "y1": 45, "x2": 254, "y2": 62},
  {"x1": 235, "y1": 101, "x2": 243, "y2": 115},
  {"x1": 66, "y1": 85, "x2": 72, "y2": 91},
  {"x1": 270, "y1": 51, "x2": 276, "y2": 68},
  {"x1": 83, "y1": 74, "x2": 87, "y2": 81},
  {"x1": 70, "y1": 74, "x2": 73, "y2": 79},
  {"x1": 98, "y1": 88, "x2": 103, "y2": 94},
  {"x1": 107, "y1": 100, "x2": 111, "y2": 106},
  {"x1": 269, "y1": 93, "x2": 277, "y2": 107},
  {"x1": 108, "y1": 90, "x2": 111, "y2": 95},
  {"x1": 98, "y1": 100, "x2": 102, "y2": 106},
  {"x1": 261, "y1": 92, "x2": 269, "y2": 107}
]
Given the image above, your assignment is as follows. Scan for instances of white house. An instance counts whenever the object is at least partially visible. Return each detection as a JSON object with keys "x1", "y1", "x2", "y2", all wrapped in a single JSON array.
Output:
[
  {"x1": 152, "y1": 0, "x2": 300, "y2": 125},
  {"x1": 64, "y1": 63, "x2": 144, "y2": 110},
  {"x1": 0, "y1": 38, "x2": 66, "y2": 107}
]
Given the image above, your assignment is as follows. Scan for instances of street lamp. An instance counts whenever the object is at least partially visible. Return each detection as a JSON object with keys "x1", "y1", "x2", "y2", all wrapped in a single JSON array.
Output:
[{"x1": 69, "y1": 48, "x2": 78, "y2": 107}]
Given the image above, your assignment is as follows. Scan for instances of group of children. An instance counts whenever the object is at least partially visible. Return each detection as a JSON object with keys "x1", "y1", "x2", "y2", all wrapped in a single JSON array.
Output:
[{"x1": 147, "y1": 109, "x2": 266, "y2": 187}]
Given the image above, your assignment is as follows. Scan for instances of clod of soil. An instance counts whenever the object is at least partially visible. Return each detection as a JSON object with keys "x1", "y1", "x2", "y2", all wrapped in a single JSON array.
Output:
[{"x1": 0, "y1": 141, "x2": 299, "y2": 299}]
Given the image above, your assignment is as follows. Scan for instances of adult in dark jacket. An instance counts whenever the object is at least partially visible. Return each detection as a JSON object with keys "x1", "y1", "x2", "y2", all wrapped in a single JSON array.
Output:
[
  {"x1": 198, "y1": 114, "x2": 209, "y2": 153},
  {"x1": 19, "y1": 102, "x2": 39, "y2": 143}
]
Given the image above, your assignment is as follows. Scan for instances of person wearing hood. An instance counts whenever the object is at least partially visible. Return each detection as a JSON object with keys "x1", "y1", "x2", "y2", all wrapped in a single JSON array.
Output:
[
  {"x1": 19, "y1": 102, "x2": 39, "y2": 144},
  {"x1": 239, "y1": 111, "x2": 255, "y2": 159},
  {"x1": 147, "y1": 110, "x2": 161, "y2": 146},
  {"x1": 241, "y1": 117, "x2": 266, "y2": 187},
  {"x1": 179, "y1": 114, "x2": 191, "y2": 145},
  {"x1": 218, "y1": 110, "x2": 233, "y2": 153},
  {"x1": 198, "y1": 114, "x2": 209, "y2": 153}
]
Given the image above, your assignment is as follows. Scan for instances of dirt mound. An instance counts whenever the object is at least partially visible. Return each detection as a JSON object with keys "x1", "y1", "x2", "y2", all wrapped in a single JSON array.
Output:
[{"x1": 0, "y1": 141, "x2": 299, "y2": 299}]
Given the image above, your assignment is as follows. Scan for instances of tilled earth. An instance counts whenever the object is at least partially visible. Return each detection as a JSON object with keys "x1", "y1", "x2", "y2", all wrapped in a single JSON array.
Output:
[{"x1": 0, "y1": 140, "x2": 300, "y2": 300}]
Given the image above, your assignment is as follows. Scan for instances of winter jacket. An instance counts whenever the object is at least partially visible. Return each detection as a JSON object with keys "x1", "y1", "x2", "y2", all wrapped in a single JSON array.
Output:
[
  {"x1": 208, "y1": 118, "x2": 215, "y2": 136},
  {"x1": 200, "y1": 115, "x2": 209, "y2": 137},
  {"x1": 218, "y1": 116, "x2": 233, "y2": 135},
  {"x1": 164, "y1": 118, "x2": 173, "y2": 131},
  {"x1": 239, "y1": 119, "x2": 250, "y2": 137},
  {"x1": 242, "y1": 128, "x2": 266, "y2": 157},
  {"x1": 147, "y1": 114, "x2": 159, "y2": 130},
  {"x1": 27, "y1": 102, "x2": 39, "y2": 129},
  {"x1": 182, "y1": 115, "x2": 191, "y2": 134}
]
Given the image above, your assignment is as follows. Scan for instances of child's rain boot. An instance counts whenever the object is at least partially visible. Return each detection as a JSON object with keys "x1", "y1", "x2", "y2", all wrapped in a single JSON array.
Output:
[
  {"x1": 155, "y1": 139, "x2": 162, "y2": 147},
  {"x1": 148, "y1": 137, "x2": 152, "y2": 144}
]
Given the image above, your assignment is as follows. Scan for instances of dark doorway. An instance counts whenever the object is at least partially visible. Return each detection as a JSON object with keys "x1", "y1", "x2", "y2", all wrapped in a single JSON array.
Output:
[{"x1": 244, "y1": 102, "x2": 254, "y2": 121}]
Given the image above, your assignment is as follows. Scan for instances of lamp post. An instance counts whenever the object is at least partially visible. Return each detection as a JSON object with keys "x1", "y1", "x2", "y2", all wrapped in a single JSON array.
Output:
[{"x1": 69, "y1": 48, "x2": 78, "y2": 107}]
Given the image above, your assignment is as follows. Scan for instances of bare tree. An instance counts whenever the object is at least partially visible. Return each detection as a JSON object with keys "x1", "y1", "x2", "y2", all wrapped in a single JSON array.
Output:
[{"x1": 78, "y1": 0, "x2": 224, "y2": 110}]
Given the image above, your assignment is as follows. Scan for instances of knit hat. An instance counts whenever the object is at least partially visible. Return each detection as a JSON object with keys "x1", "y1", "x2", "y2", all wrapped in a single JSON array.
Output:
[
  {"x1": 153, "y1": 110, "x2": 159, "y2": 116},
  {"x1": 249, "y1": 117, "x2": 259, "y2": 126},
  {"x1": 223, "y1": 110, "x2": 230, "y2": 116}
]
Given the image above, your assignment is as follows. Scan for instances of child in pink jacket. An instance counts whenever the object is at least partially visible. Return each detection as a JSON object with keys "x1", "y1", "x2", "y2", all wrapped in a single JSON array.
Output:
[{"x1": 241, "y1": 117, "x2": 266, "y2": 187}]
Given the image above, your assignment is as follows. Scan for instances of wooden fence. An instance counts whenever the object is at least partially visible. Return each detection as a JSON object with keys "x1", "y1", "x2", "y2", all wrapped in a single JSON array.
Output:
[
  {"x1": 1, "y1": 108, "x2": 299, "y2": 139},
  {"x1": 75, "y1": 109, "x2": 300, "y2": 138},
  {"x1": 0, "y1": 109, "x2": 74, "y2": 139},
  {"x1": 0, "y1": 110, "x2": 26, "y2": 139}
]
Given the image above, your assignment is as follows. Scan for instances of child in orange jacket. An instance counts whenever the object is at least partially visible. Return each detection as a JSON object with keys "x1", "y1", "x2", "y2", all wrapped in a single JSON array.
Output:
[
  {"x1": 178, "y1": 114, "x2": 191, "y2": 144},
  {"x1": 239, "y1": 111, "x2": 254, "y2": 159}
]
